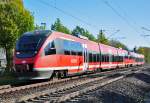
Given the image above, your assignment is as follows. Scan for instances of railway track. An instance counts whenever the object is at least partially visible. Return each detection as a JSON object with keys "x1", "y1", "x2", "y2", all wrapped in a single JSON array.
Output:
[
  {"x1": 22, "y1": 67, "x2": 145, "y2": 103},
  {"x1": 0, "y1": 85, "x2": 11, "y2": 90},
  {"x1": 0, "y1": 65, "x2": 148, "y2": 103}
]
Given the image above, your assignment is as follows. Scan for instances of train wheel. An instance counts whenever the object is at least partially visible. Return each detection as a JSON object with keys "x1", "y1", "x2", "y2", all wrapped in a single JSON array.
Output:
[
  {"x1": 60, "y1": 70, "x2": 68, "y2": 78},
  {"x1": 60, "y1": 71, "x2": 64, "y2": 78},
  {"x1": 116, "y1": 66, "x2": 119, "y2": 69},
  {"x1": 54, "y1": 70, "x2": 68, "y2": 79},
  {"x1": 51, "y1": 71, "x2": 60, "y2": 79},
  {"x1": 97, "y1": 68, "x2": 103, "y2": 72},
  {"x1": 63, "y1": 70, "x2": 68, "y2": 78}
]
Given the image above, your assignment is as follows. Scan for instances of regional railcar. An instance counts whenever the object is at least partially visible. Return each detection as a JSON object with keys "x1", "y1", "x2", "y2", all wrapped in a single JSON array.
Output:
[{"x1": 13, "y1": 30, "x2": 145, "y2": 80}]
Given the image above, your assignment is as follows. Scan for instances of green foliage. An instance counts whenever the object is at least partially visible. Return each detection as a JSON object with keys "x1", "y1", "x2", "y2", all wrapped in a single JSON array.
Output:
[
  {"x1": 0, "y1": 14, "x2": 18, "y2": 49},
  {"x1": 51, "y1": 18, "x2": 71, "y2": 34},
  {"x1": 35, "y1": 24, "x2": 46, "y2": 30},
  {"x1": 35, "y1": 24, "x2": 41, "y2": 30},
  {"x1": 0, "y1": 0, "x2": 34, "y2": 36},
  {"x1": 72, "y1": 26, "x2": 96, "y2": 41},
  {"x1": 96, "y1": 30, "x2": 109, "y2": 45},
  {"x1": 137, "y1": 47, "x2": 150, "y2": 63},
  {"x1": 109, "y1": 39, "x2": 128, "y2": 50},
  {"x1": 0, "y1": 0, "x2": 34, "y2": 70}
]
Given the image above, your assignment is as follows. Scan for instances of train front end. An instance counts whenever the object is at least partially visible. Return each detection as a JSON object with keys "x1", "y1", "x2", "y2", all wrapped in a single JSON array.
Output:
[{"x1": 13, "y1": 30, "x2": 52, "y2": 80}]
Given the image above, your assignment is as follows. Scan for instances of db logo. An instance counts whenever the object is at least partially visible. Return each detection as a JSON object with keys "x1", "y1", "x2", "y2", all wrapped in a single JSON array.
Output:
[{"x1": 71, "y1": 59, "x2": 77, "y2": 63}]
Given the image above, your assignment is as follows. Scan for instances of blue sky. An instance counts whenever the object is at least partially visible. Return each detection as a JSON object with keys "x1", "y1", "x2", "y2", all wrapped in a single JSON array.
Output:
[{"x1": 23, "y1": 0, "x2": 150, "y2": 49}]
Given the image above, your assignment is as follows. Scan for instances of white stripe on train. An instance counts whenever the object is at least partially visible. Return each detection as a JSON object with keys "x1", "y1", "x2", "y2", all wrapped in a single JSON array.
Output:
[{"x1": 33, "y1": 63, "x2": 134, "y2": 71}]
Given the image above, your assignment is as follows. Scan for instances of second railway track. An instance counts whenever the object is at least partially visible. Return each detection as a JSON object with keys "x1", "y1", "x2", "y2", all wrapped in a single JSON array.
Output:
[{"x1": 0, "y1": 65, "x2": 148, "y2": 103}]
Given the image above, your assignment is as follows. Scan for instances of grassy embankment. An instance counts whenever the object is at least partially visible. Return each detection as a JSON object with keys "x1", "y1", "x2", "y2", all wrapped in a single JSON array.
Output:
[{"x1": 0, "y1": 67, "x2": 26, "y2": 85}]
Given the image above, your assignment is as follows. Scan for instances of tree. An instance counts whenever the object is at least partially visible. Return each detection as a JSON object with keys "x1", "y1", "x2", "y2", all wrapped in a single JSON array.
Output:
[
  {"x1": 97, "y1": 30, "x2": 109, "y2": 45},
  {"x1": 137, "y1": 47, "x2": 145, "y2": 54},
  {"x1": 137, "y1": 47, "x2": 150, "y2": 63},
  {"x1": 0, "y1": 14, "x2": 18, "y2": 71},
  {"x1": 72, "y1": 26, "x2": 85, "y2": 36},
  {"x1": 35, "y1": 24, "x2": 46, "y2": 30},
  {"x1": 133, "y1": 46, "x2": 137, "y2": 52},
  {"x1": 51, "y1": 18, "x2": 71, "y2": 34},
  {"x1": 0, "y1": 0, "x2": 34, "y2": 71},
  {"x1": 0, "y1": 0, "x2": 34, "y2": 36},
  {"x1": 72, "y1": 26, "x2": 96, "y2": 41},
  {"x1": 109, "y1": 39, "x2": 128, "y2": 50}
]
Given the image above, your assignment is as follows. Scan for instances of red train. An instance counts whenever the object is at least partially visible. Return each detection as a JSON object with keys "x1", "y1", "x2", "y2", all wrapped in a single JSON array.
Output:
[{"x1": 13, "y1": 30, "x2": 145, "y2": 79}]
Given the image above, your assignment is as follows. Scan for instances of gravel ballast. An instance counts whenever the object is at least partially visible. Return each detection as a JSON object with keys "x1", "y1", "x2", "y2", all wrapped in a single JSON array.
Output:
[{"x1": 66, "y1": 68, "x2": 150, "y2": 103}]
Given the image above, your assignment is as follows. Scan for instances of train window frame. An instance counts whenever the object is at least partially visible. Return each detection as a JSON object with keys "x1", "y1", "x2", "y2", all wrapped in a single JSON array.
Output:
[
  {"x1": 44, "y1": 41, "x2": 56, "y2": 56},
  {"x1": 63, "y1": 39, "x2": 82, "y2": 56}
]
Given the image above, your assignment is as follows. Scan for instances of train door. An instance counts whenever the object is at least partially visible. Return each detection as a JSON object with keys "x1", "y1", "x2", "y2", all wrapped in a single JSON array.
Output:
[
  {"x1": 109, "y1": 49, "x2": 112, "y2": 68},
  {"x1": 82, "y1": 44, "x2": 88, "y2": 71}
]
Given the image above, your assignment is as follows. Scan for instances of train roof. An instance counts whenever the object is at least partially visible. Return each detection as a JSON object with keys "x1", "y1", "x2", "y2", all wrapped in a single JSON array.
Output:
[
  {"x1": 50, "y1": 31, "x2": 122, "y2": 54},
  {"x1": 34, "y1": 30, "x2": 142, "y2": 56},
  {"x1": 129, "y1": 51, "x2": 144, "y2": 58},
  {"x1": 22, "y1": 30, "x2": 51, "y2": 37}
]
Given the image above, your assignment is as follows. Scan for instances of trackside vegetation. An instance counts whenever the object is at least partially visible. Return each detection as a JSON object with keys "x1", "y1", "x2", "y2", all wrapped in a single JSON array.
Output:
[{"x1": 0, "y1": 0, "x2": 34, "y2": 71}]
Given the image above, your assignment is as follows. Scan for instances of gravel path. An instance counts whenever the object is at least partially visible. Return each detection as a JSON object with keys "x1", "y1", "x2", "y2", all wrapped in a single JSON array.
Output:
[{"x1": 66, "y1": 67, "x2": 150, "y2": 103}]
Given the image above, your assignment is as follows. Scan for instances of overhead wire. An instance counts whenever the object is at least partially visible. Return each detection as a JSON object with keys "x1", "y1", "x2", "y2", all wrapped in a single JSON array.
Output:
[
  {"x1": 101, "y1": 0, "x2": 150, "y2": 46},
  {"x1": 37, "y1": 0, "x2": 100, "y2": 30},
  {"x1": 37, "y1": 0, "x2": 121, "y2": 37}
]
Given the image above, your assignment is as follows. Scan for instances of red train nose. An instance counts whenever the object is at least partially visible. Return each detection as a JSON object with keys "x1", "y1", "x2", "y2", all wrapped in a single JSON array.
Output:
[{"x1": 15, "y1": 64, "x2": 34, "y2": 72}]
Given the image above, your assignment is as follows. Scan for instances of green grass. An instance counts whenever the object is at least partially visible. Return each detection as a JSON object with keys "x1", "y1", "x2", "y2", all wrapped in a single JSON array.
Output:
[
  {"x1": 0, "y1": 71, "x2": 16, "y2": 85},
  {"x1": 0, "y1": 71, "x2": 27, "y2": 85}
]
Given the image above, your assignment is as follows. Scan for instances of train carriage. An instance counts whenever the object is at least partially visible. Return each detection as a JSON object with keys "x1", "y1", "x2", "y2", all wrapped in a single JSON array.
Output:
[{"x1": 13, "y1": 30, "x2": 145, "y2": 80}]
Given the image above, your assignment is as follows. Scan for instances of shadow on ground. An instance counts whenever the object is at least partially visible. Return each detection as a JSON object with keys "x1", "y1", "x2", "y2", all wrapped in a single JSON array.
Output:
[
  {"x1": 134, "y1": 73, "x2": 150, "y2": 84},
  {"x1": 75, "y1": 90, "x2": 138, "y2": 103}
]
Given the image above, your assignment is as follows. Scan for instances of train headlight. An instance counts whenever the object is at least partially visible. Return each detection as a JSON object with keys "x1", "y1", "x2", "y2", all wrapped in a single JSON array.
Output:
[
  {"x1": 16, "y1": 52, "x2": 20, "y2": 54},
  {"x1": 34, "y1": 51, "x2": 37, "y2": 54}
]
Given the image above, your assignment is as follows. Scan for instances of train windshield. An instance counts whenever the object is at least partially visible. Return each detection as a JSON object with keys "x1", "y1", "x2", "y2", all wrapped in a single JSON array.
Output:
[
  {"x1": 16, "y1": 35, "x2": 46, "y2": 51},
  {"x1": 16, "y1": 34, "x2": 46, "y2": 58}
]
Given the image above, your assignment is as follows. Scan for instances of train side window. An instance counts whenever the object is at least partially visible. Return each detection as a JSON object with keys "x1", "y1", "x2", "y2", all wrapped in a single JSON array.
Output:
[
  {"x1": 89, "y1": 53, "x2": 92, "y2": 62},
  {"x1": 99, "y1": 54, "x2": 101, "y2": 62},
  {"x1": 109, "y1": 54, "x2": 112, "y2": 62},
  {"x1": 120, "y1": 55, "x2": 122, "y2": 61},
  {"x1": 118, "y1": 56, "x2": 121, "y2": 62},
  {"x1": 71, "y1": 51, "x2": 76, "y2": 55},
  {"x1": 44, "y1": 41, "x2": 56, "y2": 55},
  {"x1": 97, "y1": 54, "x2": 100, "y2": 62},
  {"x1": 94, "y1": 54, "x2": 97, "y2": 62},
  {"x1": 102, "y1": 54, "x2": 104, "y2": 62},
  {"x1": 110, "y1": 55, "x2": 112, "y2": 62},
  {"x1": 115, "y1": 55, "x2": 117, "y2": 62},
  {"x1": 115, "y1": 56, "x2": 118, "y2": 62},
  {"x1": 104, "y1": 55, "x2": 106, "y2": 62},
  {"x1": 104, "y1": 55, "x2": 107, "y2": 62},
  {"x1": 64, "y1": 50, "x2": 70, "y2": 55},
  {"x1": 107, "y1": 55, "x2": 109, "y2": 62},
  {"x1": 92, "y1": 54, "x2": 94, "y2": 62},
  {"x1": 113, "y1": 55, "x2": 115, "y2": 62},
  {"x1": 112, "y1": 55, "x2": 115, "y2": 62},
  {"x1": 116, "y1": 56, "x2": 119, "y2": 62},
  {"x1": 103, "y1": 54, "x2": 105, "y2": 62},
  {"x1": 63, "y1": 39, "x2": 82, "y2": 56},
  {"x1": 78, "y1": 51, "x2": 82, "y2": 56}
]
